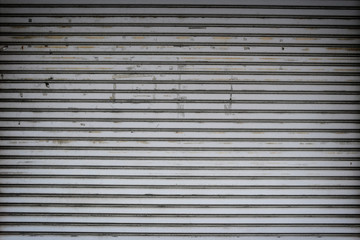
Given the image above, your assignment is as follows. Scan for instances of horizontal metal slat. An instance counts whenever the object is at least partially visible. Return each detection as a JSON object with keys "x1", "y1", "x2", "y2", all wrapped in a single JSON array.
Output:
[
  {"x1": 1, "y1": 3, "x2": 360, "y2": 9},
  {"x1": 0, "y1": 222, "x2": 359, "y2": 234},
  {"x1": 1, "y1": 167, "x2": 359, "y2": 176},
  {"x1": 2, "y1": 55, "x2": 360, "y2": 64},
  {"x1": 1, "y1": 205, "x2": 359, "y2": 215},
  {"x1": 3, "y1": 23, "x2": 360, "y2": 29},
  {"x1": 1, "y1": 7, "x2": 359, "y2": 17},
  {"x1": 2, "y1": 71, "x2": 359, "y2": 75},
  {"x1": 1, "y1": 103, "x2": 359, "y2": 111},
  {"x1": 0, "y1": 158, "x2": 359, "y2": 167},
  {"x1": 1, "y1": 140, "x2": 359, "y2": 149},
  {"x1": 2, "y1": 13, "x2": 360, "y2": 19},
  {"x1": 3, "y1": 60, "x2": 360, "y2": 66},
  {"x1": 2, "y1": 45, "x2": 360, "y2": 55},
  {"x1": 2, "y1": 16, "x2": 360, "y2": 25},
  {"x1": 1, "y1": 214, "x2": 360, "y2": 224},
  {"x1": 1, "y1": 149, "x2": 358, "y2": 158}
]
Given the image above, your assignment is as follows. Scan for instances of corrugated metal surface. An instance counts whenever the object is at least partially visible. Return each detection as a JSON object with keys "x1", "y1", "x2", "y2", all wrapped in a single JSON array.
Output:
[{"x1": 0, "y1": 0, "x2": 360, "y2": 239}]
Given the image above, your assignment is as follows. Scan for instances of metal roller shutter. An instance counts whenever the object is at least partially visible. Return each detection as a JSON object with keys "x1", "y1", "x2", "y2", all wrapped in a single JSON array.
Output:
[{"x1": 0, "y1": 0, "x2": 359, "y2": 239}]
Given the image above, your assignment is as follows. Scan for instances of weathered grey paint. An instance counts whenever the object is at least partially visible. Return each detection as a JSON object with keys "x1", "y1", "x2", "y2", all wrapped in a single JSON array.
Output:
[{"x1": 0, "y1": 0, "x2": 359, "y2": 239}]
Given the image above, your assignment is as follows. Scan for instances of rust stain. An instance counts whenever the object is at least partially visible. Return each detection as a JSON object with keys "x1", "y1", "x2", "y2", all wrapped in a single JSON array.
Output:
[
  {"x1": 51, "y1": 57, "x2": 79, "y2": 59},
  {"x1": 330, "y1": 58, "x2": 347, "y2": 61},
  {"x1": 302, "y1": 48, "x2": 310, "y2": 51},
  {"x1": 270, "y1": 151, "x2": 280, "y2": 155},
  {"x1": 327, "y1": 47, "x2": 345, "y2": 50},
  {"x1": 86, "y1": 36, "x2": 105, "y2": 39},
  {"x1": 347, "y1": 48, "x2": 360, "y2": 52},
  {"x1": 264, "y1": 78, "x2": 279, "y2": 81},
  {"x1": 199, "y1": 68, "x2": 223, "y2": 71},
  {"x1": 35, "y1": 46, "x2": 67, "y2": 48},
  {"x1": 261, "y1": 58, "x2": 279, "y2": 60},
  {"x1": 327, "y1": 47, "x2": 360, "y2": 51},
  {"x1": 256, "y1": 68, "x2": 278, "y2": 71},
  {"x1": 327, "y1": 47, "x2": 344, "y2": 51},
  {"x1": 13, "y1": 36, "x2": 34, "y2": 39},
  {"x1": 134, "y1": 94, "x2": 151, "y2": 98},
  {"x1": 45, "y1": 67, "x2": 111, "y2": 70},
  {"x1": 53, "y1": 140, "x2": 71, "y2": 145},
  {"x1": 183, "y1": 57, "x2": 243, "y2": 60},
  {"x1": 334, "y1": 68, "x2": 355, "y2": 72},
  {"x1": 213, "y1": 37, "x2": 233, "y2": 40},
  {"x1": 295, "y1": 38, "x2": 318, "y2": 41},
  {"x1": 133, "y1": 36, "x2": 145, "y2": 39},
  {"x1": 176, "y1": 36, "x2": 190, "y2": 39}
]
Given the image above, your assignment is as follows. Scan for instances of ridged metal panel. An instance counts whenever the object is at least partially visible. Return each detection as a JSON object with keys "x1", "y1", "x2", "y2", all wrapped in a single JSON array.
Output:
[{"x1": 0, "y1": 0, "x2": 359, "y2": 239}]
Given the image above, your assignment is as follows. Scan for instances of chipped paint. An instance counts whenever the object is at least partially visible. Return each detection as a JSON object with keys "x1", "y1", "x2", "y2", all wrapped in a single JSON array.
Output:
[{"x1": 110, "y1": 83, "x2": 116, "y2": 101}]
